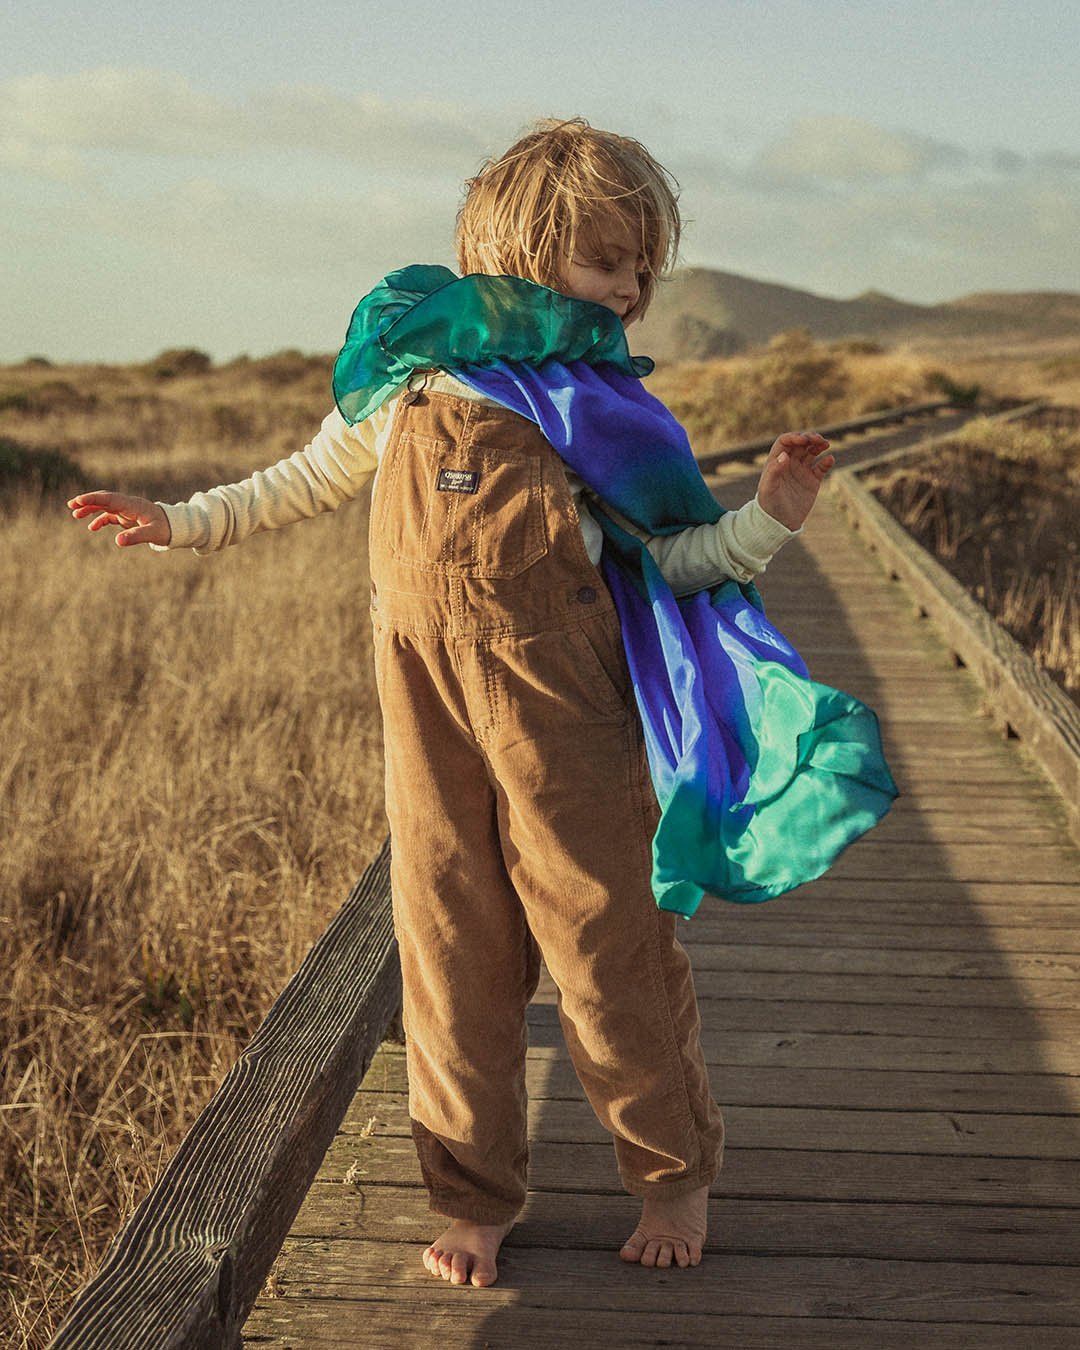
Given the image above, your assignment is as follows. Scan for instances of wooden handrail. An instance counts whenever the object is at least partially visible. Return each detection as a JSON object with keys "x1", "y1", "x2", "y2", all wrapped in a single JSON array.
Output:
[
  {"x1": 694, "y1": 399, "x2": 953, "y2": 473},
  {"x1": 50, "y1": 838, "x2": 398, "y2": 1350}
]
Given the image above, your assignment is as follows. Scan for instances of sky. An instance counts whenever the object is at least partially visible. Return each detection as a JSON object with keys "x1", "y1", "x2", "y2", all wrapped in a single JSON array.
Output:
[{"x1": 2, "y1": 0, "x2": 1078, "y2": 363}]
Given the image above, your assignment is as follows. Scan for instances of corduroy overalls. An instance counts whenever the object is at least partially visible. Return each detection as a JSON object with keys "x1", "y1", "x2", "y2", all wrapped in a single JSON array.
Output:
[{"x1": 369, "y1": 382, "x2": 725, "y2": 1223}]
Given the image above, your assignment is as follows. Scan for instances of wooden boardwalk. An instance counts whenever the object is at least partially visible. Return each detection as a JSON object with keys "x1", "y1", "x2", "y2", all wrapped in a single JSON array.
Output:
[{"x1": 243, "y1": 458, "x2": 1080, "y2": 1349}]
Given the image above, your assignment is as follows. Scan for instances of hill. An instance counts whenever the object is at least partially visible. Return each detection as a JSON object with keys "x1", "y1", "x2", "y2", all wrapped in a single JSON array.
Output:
[{"x1": 633, "y1": 269, "x2": 1080, "y2": 363}]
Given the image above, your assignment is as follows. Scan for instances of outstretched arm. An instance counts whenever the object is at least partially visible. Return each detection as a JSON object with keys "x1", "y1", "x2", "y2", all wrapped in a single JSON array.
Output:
[
  {"x1": 756, "y1": 431, "x2": 835, "y2": 531},
  {"x1": 68, "y1": 492, "x2": 171, "y2": 547},
  {"x1": 65, "y1": 404, "x2": 385, "y2": 554}
]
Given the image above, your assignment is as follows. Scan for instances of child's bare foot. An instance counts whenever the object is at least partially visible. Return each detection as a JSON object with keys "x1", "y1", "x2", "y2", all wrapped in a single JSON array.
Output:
[
  {"x1": 619, "y1": 1182, "x2": 709, "y2": 1269},
  {"x1": 422, "y1": 1217, "x2": 516, "y2": 1287}
]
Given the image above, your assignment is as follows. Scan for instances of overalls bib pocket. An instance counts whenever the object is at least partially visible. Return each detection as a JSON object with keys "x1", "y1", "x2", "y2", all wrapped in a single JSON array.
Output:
[{"x1": 379, "y1": 430, "x2": 548, "y2": 578}]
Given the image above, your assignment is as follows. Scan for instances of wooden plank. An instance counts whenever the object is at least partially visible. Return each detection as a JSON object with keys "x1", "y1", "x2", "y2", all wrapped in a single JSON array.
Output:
[
  {"x1": 677, "y1": 943, "x2": 1080, "y2": 980},
  {"x1": 340, "y1": 1092, "x2": 1080, "y2": 1159},
  {"x1": 357, "y1": 1045, "x2": 1080, "y2": 1113},
  {"x1": 288, "y1": 1183, "x2": 1080, "y2": 1265},
  {"x1": 534, "y1": 966, "x2": 1080, "y2": 1010},
  {"x1": 688, "y1": 892, "x2": 1080, "y2": 919},
  {"x1": 821, "y1": 847, "x2": 1076, "y2": 883},
  {"x1": 525, "y1": 996, "x2": 1077, "y2": 1041},
  {"x1": 242, "y1": 1301, "x2": 1080, "y2": 1349},
  {"x1": 809, "y1": 859, "x2": 1075, "y2": 889},
  {"x1": 263, "y1": 1241, "x2": 1080, "y2": 1325},
  {"x1": 370, "y1": 1027, "x2": 1080, "y2": 1076},
  {"x1": 52, "y1": 841, "x2": 400, "y2": 1350},
  {"x1": 318, "y1": 1136, "x2": 1080, "y2": 1207},
  {"x1": 859, "y1": 820, "x2": 1064, "y2": 844},
  {"x1": 878, "y1": 775, "x2": 1059, "y2": 794},
  {"x1": 682, "y1": 921, "x2": 1080, "y2": 955}
]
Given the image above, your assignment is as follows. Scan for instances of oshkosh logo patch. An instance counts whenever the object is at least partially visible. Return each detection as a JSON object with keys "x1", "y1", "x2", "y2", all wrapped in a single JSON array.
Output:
[{"x1": 436, "y1": 468, "x2": 480, "y2": 494}]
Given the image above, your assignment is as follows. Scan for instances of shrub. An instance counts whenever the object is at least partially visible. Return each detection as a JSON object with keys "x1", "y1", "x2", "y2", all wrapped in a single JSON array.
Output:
[
  {"x1": 146, "y1": 348, "x2": 214, "y2": 380},
  {"x1": 0, "y1": 381, "x2": 98, "y2": 416},
  {"x1": 252, "y1": 350, "x2": 324, "y2": 388},
  {"x1": 0, "y1": 437, "x2": 81, "y2": 493},
  {"x1": 928, "y1": 370, "x2": 982, "y2": 406}
]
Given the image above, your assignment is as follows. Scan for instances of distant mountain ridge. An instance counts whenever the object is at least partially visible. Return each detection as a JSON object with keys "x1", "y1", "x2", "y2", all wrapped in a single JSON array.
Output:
[{"x1": 632, "y1": 268, "x2": 1080, "y2": 363}]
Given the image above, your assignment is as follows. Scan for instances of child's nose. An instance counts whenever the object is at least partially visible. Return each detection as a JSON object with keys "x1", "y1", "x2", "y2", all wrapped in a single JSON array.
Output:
[{"x1": 616, "y1": 267, "x2": 640, "y2": 304}]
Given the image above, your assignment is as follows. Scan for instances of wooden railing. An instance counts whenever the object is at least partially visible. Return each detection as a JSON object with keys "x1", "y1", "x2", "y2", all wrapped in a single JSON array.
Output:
[
  {"x1": 694, "y1": 398, "x2": 953, "y2": 472},
  {"x1": 50, "y1": 840, "x2": 398, "y2": 1350},
  {"x1": 829, "y1": 401, "x2": 1080, "y2": 847}
]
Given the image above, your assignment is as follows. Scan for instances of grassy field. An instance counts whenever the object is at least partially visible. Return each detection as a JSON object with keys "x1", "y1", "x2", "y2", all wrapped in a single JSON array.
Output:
[{"x1": 1, "y1": 335, "x2": 1076, "y2": 1345}]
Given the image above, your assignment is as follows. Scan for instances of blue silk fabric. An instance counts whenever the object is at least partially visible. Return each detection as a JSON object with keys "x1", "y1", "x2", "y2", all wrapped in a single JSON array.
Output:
[{"x1": 335, "y1": 267, "x2": 898, "y2": 915}]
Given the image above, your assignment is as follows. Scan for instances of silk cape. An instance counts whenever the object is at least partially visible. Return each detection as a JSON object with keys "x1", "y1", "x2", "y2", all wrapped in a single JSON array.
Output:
[{"x1": 334, "y1": 265, "x2": 898, "y2": 916}]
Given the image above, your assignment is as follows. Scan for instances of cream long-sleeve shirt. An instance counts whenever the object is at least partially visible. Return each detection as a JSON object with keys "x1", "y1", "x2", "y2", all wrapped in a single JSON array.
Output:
[{"x1": 157, "y1": 373, "x2": 798, "y2": 592}]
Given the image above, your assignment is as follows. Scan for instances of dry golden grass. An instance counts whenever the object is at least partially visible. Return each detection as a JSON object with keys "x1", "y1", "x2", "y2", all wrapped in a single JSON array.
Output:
[
  {"x1": 867, "y1": 410, "x2": 1080, "y2": 699},
  {"x1": 1, "y1": 336, "x2": 1075, "y2": 1343},
  {"x1": 910, "y1": 337, "x2": 1080, "y2": 410},
  {"x1": 648, "y1": 331, "x2": 949, "y2": 450},
  {"x1": 1, "y1": 354, "x2": 385, "y2": 1345}
]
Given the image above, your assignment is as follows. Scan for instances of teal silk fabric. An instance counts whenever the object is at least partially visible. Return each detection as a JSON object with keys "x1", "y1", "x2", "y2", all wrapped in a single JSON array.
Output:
[
  {"x1": 333, "y1": 265, "x2": 652, "y2": 424},
  {"x1": 334, "y1": 268, "x2": 898, "y2": 914}
]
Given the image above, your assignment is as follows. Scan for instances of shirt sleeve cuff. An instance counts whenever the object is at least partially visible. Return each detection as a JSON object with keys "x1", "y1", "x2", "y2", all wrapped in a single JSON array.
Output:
[
  {"x1": 150, "y1": 501, "x2": 209, "y2": 552},
  {"x1": 745, "y1": 496, "x2": 802, "y2": 554}
]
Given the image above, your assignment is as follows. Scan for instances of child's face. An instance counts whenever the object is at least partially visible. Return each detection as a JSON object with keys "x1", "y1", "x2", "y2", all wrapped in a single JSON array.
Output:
[{"x1": 560, "y1": 218, "x2": 648, "y2": 325}]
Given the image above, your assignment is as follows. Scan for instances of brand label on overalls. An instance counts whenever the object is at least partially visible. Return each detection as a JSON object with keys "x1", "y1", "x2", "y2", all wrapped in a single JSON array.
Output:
[{"x1": 436, "y1": 468, "x2": 480, "y2": 494}]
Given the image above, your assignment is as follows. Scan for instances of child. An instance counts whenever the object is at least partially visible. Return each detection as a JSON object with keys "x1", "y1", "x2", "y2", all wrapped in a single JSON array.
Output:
[{"x1": 69, "y1": 118, "x2": 893, "y2": 1289}]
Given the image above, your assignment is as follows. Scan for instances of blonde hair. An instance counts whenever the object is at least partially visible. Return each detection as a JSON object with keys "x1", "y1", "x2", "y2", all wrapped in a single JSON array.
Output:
[{"x1": 455, "y1": 117, "x2": 680, "y2": 322}]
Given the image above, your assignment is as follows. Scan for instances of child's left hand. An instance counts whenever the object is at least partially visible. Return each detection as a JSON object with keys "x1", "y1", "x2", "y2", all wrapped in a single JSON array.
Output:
[{"x1": 756, "y1": 431, "x2": 835, "y2": 532}]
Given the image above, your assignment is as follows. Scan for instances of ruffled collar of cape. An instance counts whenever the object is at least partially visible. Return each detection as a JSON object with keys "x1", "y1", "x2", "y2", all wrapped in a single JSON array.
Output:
[
  {"x1": 333, "y1": 264, "x2": 653, "y2": 422},
  {"x1": 333, "y1": 264, "x2": 727, "y2": 550}
]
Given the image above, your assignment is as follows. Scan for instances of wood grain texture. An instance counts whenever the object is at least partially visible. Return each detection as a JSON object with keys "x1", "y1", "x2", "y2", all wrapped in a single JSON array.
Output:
[
  {"x1": 350, "y1": 1044, "x2": 1080, "y2": 1112},
  {"x1": 253, "y1": 1240, "x2": 1080, "y2": 1325},
  {"x1": 288, "y1": 1183, "x2": 1079, "y2": 1264},
  {"x1": 52, "y1": 841, "x2": 399, "y2": 1350},
  {"x1": 243, "y1": 1301, "x2": 1080, "y2": 1350}
]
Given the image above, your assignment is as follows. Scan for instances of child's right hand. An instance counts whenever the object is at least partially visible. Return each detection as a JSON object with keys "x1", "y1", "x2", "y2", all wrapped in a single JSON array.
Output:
[{"x1": 67, "y1": 492, "x2": 172, "y2": 548}]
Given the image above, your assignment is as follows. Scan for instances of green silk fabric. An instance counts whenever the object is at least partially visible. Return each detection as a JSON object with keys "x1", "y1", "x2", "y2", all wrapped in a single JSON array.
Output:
[{"x1": 333, "y1": 265, "x2": 652, "y2": 425}]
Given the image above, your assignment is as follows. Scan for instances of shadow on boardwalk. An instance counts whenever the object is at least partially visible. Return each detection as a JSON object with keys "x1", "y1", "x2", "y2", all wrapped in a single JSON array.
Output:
[{"x1": 246, "y1": 479, "x2": 1080, "y2": 1348}]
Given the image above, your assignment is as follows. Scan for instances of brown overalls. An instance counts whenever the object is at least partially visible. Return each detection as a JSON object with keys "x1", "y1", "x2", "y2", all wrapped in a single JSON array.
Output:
[{"x1": 368, "y1": 381, "x2": 724, "y2": 1223}]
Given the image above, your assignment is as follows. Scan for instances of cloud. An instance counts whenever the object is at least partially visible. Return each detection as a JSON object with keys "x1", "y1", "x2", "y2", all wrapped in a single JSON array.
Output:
[
  {"x1": 0, "y1": 69, "x2": 242, "y2": 157},
  {"x1": 0, "y1": 134, "x2": 86, "y2": 183},
  {"x1": 669, "y1": 112, "x2": 1080, "y2": 300},
  {"x1": 101, "y1": 176, "x2": 455, "y2": 281},
  {"x1": 0, "y1": 67, "x2": 497, "y2": 173},
  {"x1": 757, "y1": 114, "x2": 967, "y2": 182},
  {"x1": 681, "y1": 157, "x2": 1080, "y2": 301}
]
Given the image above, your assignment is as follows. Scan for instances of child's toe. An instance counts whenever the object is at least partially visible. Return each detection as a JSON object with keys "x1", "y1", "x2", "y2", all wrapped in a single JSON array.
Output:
[
  {"x1": 449, "y1": 1252, "x2": 470, "y2": 1284},
  {"x1": 471, "y1": 1258, "x2": 498, "y2": 1287},
  {"x1": 619, "y1": 1228, "x2": 648, "y2": 1262}
]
